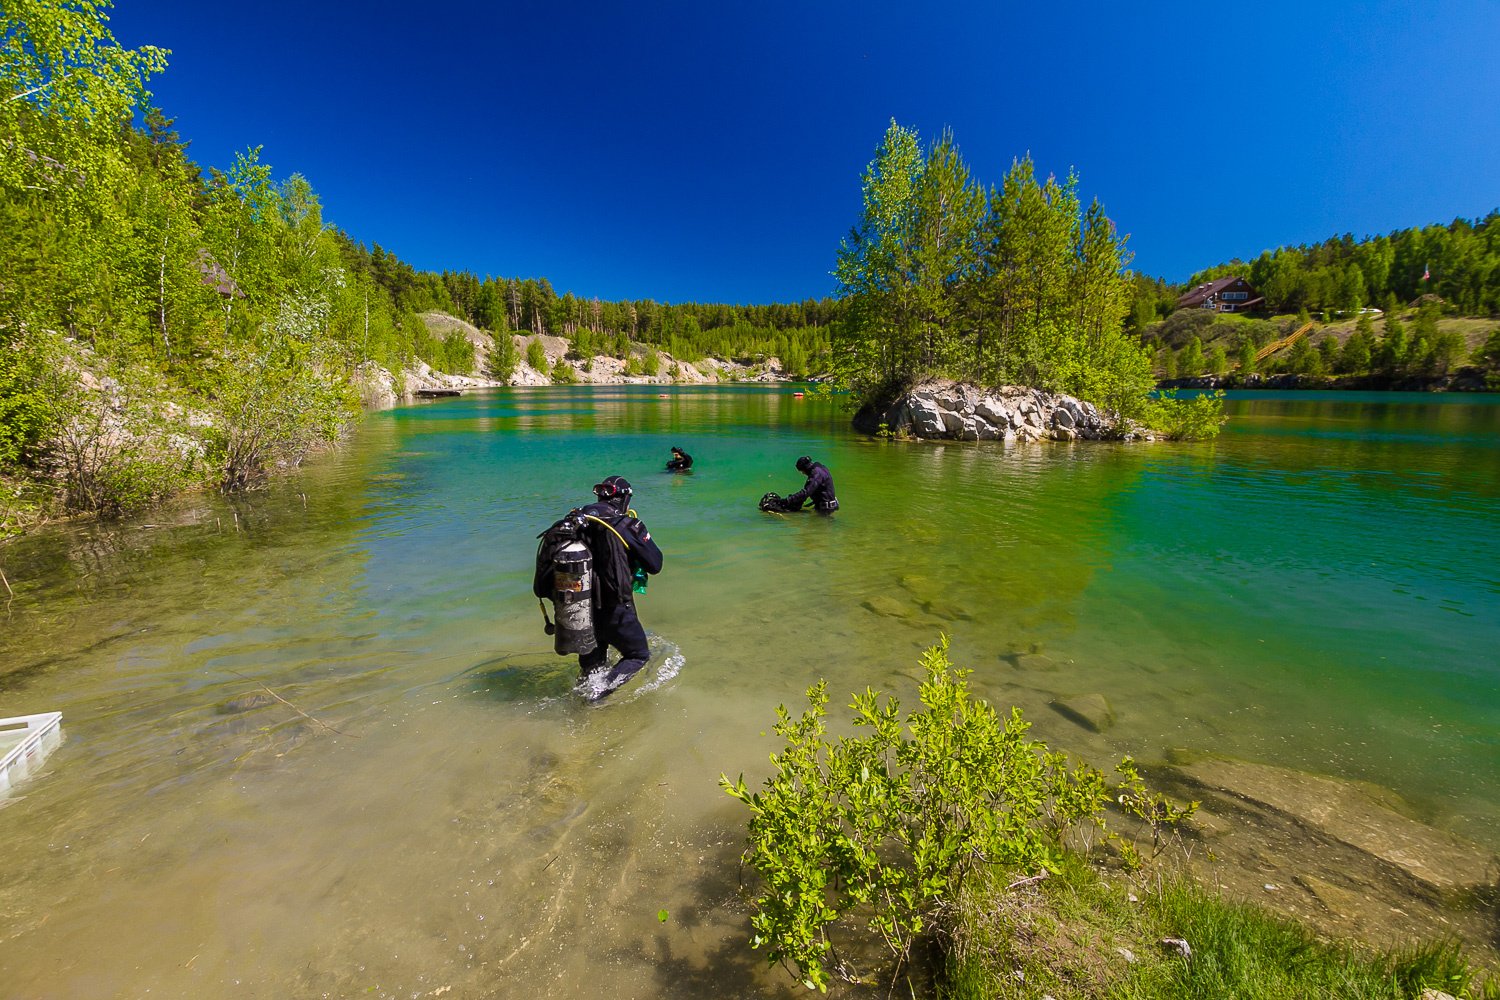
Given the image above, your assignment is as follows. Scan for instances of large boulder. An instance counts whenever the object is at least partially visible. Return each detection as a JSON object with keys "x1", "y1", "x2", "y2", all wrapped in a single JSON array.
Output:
[{"x1": 854, "y1": 378, "x2": 1137, "y2": 442}]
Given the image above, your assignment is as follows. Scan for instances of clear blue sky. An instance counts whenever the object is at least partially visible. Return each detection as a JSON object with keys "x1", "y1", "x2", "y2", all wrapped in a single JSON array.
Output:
[{"x1": 110, "y1": 0, "x2": 1500, "y2": 305}]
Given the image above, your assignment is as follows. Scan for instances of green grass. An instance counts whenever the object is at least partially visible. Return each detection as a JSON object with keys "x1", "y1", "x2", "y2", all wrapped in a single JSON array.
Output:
[{"x1": 943, "y1": 856, "x2": 1499, "y2": 1000}]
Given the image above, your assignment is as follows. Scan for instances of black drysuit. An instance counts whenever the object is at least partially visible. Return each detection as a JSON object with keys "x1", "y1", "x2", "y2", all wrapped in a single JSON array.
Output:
[
  {"x1": 666, "y1": 451, "x2": 693, "y2": 471},
  {"x1": 786, "y1": 462, "x2": 839, "y2": 512},
  {"x1": 533, "y1": 500, "x2": 664, "y2": 694}
]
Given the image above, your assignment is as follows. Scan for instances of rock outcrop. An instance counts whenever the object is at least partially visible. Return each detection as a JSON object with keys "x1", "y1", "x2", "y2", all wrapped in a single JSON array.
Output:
[
  {"x1": 854, "y1": 379, "x2": 1148, "y2": 442},
  {"x1": 1164, "y1": 755, "x2": 1499, "y2": 902}
]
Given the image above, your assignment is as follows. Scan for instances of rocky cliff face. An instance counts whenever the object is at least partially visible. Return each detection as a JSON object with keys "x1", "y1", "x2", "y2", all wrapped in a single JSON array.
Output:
[{"x1": 854, "y1": 380, "x2": 1147, "y2": 442}]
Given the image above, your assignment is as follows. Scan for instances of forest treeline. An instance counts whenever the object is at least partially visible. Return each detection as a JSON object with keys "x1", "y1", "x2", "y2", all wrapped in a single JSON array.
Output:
[
  {"x1": 1131, "y1": 213, "x2": 1500, "y2": 386},
  {"x1": 1131, "y1": 213, "x2": 1500, "y2": 325},
  {"x1": 358, "y1": 247, "x2": 835, "y2": 376}
]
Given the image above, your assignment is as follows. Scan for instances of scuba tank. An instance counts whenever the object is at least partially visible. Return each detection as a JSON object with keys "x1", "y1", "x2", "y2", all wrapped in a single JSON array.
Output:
[{"x1": 544, "y1": 515, "x2": 597, "y2": 655}]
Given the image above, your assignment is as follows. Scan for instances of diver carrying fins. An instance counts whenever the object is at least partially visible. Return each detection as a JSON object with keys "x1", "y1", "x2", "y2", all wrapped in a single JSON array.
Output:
[{"x1": 534, "y1": 475, "x2": 664, "y2": 701}]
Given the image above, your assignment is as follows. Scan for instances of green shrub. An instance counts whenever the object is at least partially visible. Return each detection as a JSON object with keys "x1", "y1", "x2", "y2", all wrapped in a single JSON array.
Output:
[
  {"x1": 1473, "y1": 328, "x2": 1500, "y2": 371},
  {"x1": 1142, "y1": 389, "x2": 1226, "y2": 440},
  {"x1": 551, "y1": 358, "x2": 577, "y2": 383},
  {"x1": 50, "y1": 366, "x2": 202, "y2": 516},
  {"x1": 489, "y1": 333, "x2": 518, "y2": 381},
  {"x1": 721, "y1": 638, "x2": 1115, "y2": 991},
  {"x1": 525, "y1": 338, "x2": 548, "y2": 371},
  {"x1": 208, "y1": 333, "x2": 357, "y2": 491},
  {"x1": 0, "y1": 330, "x2": 65, "y2": 468}
]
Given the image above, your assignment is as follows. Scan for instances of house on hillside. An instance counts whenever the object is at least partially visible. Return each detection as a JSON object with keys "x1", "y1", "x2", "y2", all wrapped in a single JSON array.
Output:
[
  {"x1": 195, "y1": 249, "x2": 245, "y2": 299},
  {"x1": 1177, "y1": 276, "x2": 1263, "y2": 313}
]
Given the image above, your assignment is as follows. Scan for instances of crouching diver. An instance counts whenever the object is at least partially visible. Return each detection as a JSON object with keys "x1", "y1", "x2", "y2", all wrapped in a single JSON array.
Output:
[
  {"x1": 533, "y1": 475, "x2": 664, "y2": 700},
  {"x1": 785, "y1": 455, "x2": 839, "y2": 513},
  {"x1": 666, "y1": 446, "x2": 693, "y2": 472}
]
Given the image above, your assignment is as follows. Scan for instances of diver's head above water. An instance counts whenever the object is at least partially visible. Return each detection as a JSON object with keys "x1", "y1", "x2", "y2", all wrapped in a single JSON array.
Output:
[{"x1": 592, "y1": 475, "x2": 633, "y2": 513}]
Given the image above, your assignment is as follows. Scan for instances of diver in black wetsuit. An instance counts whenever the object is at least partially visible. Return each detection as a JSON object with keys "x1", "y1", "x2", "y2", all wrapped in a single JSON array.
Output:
[
  {"x1": 666, "y1": 446, "x2": 693, "y2": 472},
  {"x1": 785, "y1": 455, "x2": 839, "y2": 513},
  {"x1": 532, "y1": 475, "x2": 664, "y2": 699}
]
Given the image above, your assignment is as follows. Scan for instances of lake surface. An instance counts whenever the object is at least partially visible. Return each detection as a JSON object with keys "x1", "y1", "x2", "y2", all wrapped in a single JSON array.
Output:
[{"x1": 2, "y1": 386, "x2": 1498, "y2": 997}]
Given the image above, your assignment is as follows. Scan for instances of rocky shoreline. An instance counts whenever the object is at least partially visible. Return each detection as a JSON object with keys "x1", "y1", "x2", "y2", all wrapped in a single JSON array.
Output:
[
  {"x1": 852, "y1": 379, "x2": 1151, "y2": 442},
  {"x1": 354, "y1": 312, "x2": 798, "y2": 408}
]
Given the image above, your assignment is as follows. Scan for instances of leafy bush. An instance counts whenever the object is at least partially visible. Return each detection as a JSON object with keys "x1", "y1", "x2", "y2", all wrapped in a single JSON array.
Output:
[
  {"x1": 208, "y1": 332, "x2": 356, "y2": 491},
  {"x1": 489, "y1": 333, "x2": 518, "y2": 381},
  {"x1": 1473, "y1": 328, "x2": 1500, "y2": 372},
  {"x1": 525, "y1": 338, "x2": 548, "y2": 372},
  {"x1": 0, "y1": 330, "x2": 65, "y2": 468},
  {"x1": 721, "y1": 638, "x2": 1115, "y2": 991},
  {"x1": 551, "y1": 358, "x2": 577, "y2": 383},
  {"x1": 1142, "y1": 389, "x2": 1226, "y2": 440},
  {"x1": 50, "y1": 366, "x2": 201, "y2": 517}
]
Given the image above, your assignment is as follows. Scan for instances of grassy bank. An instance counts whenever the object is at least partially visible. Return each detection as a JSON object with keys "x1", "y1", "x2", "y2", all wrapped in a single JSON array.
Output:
[{"x1": 947, "y1": 855, "x2": 1498, "y2": 999}]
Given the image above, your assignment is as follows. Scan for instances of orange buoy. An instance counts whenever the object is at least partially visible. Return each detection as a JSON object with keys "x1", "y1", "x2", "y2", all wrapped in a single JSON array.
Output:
[{"x1": 793, "y1": 391, "x2": 805, "y2": 398}]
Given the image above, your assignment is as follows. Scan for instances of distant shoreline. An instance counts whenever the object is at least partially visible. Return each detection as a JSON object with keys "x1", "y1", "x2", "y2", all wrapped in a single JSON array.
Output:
[{"x1": 1158, "y1": 370, "x2": 1496, "y2": 393}]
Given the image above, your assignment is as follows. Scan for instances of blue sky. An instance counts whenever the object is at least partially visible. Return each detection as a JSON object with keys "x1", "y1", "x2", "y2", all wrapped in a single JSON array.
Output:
[{"x1": 110, "y1": 1, "x2": 1500, "y2": 305}]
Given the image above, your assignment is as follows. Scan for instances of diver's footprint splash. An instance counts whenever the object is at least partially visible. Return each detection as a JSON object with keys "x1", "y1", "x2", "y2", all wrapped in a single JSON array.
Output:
[{"x1": 575, "y1": 633, "x2": 683, "y2": 703}]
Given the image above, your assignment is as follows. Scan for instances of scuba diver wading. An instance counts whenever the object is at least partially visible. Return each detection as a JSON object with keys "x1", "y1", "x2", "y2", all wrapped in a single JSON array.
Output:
[
  {"x1": 760, "y1": 456, "x2": 839, "y2": 514},
  {"x1": 534, "y1": 476, "x2": 664, "y2": 700}
]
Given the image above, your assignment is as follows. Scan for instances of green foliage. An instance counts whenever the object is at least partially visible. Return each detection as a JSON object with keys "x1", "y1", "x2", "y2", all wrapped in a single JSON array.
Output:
[
  {"x1": 207, "y1": 330, "x2": 356, "y2": 491},
  {"x1": 489, "y1": 332, "x2": 518, "y2": 381},
  {"x1": 833, "y1": 122, "x2": 1153, "y2": 418},
  {"x1": 721, "y1": 638, "x2": 1114, "y2": 991},
  {"x1": 0, "y1": 330, "x2": 64, "y2": 467},
  {"x1": 0, "y1": 0, "x2": 169, "y2": 209},
  {"x1": 642, "y1": 347, "x2": 661, "y2": 376},
  {"x1": 50, "y1": 363, "x2": 200, "y2": 517},
  {"x1": 1339, "y1": 327, "x2": 1374, "y2": 373},
  {"x1": 525, "y1": 338, "x2": 548, "y2": 372},
  {"x1": 945, "y1": 861, "x2": 1500, "y2": 1000},
  {"x1": 1194, "y1": 213, "x2": 1500, "y2": 316},
  {"x1": 1178, "y1": 337, "x2": 1204, "y2": 377},
  {"x1": 1141, "y1": 390, "x2": 1227, "y2": 441},
  {"x1": 1113, "y1": 757, "x2": 1198, "y2": 864},
  {"x1": 1473, "y1": 328, "x2": 1500, "y2": 372},
  {"x1": 551, "y1": 357, "x2": 577, "y2": 383},
  {"x1": 1237, "y1": 340, "x2": 1257, "y2": 374}
]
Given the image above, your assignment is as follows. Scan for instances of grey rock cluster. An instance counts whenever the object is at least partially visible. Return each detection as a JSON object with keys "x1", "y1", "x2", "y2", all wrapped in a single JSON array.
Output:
[{"x1": 867, "y1": 380, "x2": 1142, "y2": 442}]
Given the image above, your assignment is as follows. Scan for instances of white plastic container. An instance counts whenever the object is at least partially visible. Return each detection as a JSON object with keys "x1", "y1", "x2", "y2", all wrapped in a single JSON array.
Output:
[{"x1": 0, "y1": 712, "x2": 64, "y2": 795}]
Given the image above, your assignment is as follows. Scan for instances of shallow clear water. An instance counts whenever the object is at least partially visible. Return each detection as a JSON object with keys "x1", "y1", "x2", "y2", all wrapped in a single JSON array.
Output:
[{"x1": 1, "y1": 385, "x2": 1497, "y2": 997}]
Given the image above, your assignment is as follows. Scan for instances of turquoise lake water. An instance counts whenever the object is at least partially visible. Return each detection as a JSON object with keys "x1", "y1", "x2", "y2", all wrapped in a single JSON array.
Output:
[{"x1": 1, "y1": 386, "x2": 1497, "y2": 997}]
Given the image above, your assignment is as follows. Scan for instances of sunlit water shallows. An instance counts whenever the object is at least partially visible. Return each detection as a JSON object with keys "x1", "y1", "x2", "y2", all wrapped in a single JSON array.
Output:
[{"x1": 2, "y1": 386, "x2": 1498, "y2": 997}]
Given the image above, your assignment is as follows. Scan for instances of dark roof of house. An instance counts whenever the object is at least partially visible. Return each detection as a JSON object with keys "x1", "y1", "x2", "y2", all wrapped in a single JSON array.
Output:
[
  {"x1": 1177, "y1": 275, "x2": 1253, "y2": 308},
  {"x1": 195, "y1": 249, "x2": 245, "y2": 298}
]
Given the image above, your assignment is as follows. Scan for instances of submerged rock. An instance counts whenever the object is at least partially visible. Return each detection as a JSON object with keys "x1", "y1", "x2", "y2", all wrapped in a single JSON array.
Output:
[
  {"x1": 1003, "y1": 651, "x2": 1060, "y2": 672},
  {"x1": 861, "y1": 595, "x2": 915, "y2": 620},
  {"x1": 1051, "y1": 693, "x2": 1114, "y2": 733},
  {"x1": 1168, "y1": 756, "x2": 1499, "y2": 900},
  {"x1": 216, "y1": 692, "x2": 277, "y2": 715}
]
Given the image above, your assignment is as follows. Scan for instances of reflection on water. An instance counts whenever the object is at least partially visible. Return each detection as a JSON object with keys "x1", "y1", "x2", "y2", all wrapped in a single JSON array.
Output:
[{"x1": 1, "y1": 385, "x2": 1498, "y2": 996}]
